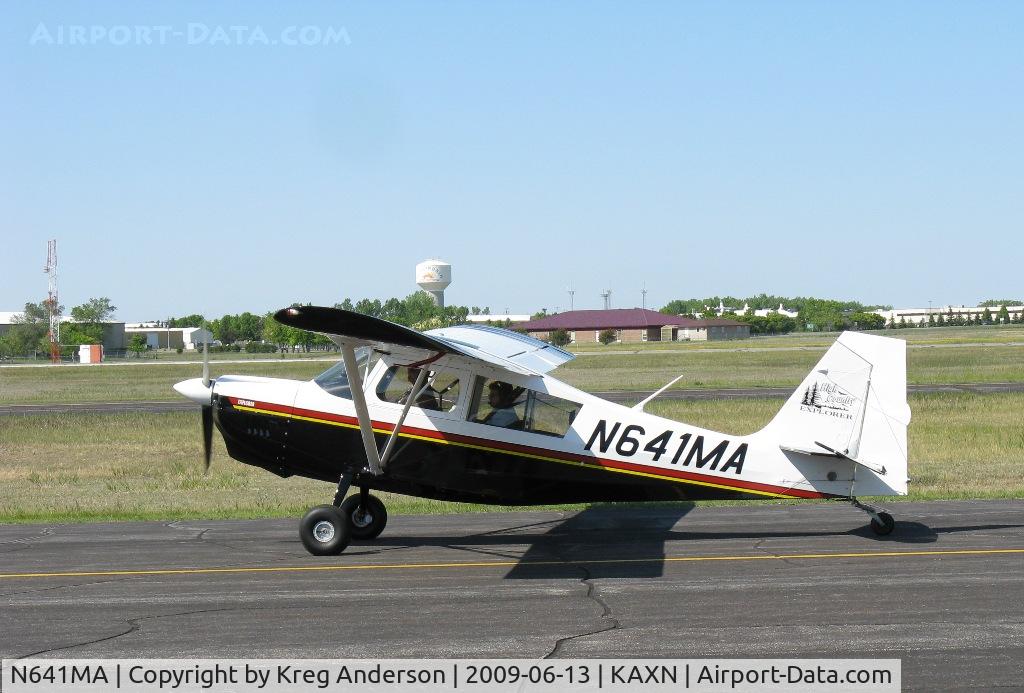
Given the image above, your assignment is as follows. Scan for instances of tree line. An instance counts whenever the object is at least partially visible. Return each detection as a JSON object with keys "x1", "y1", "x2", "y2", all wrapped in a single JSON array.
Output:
[
  {"x1": 658, "y1": 296, "x2": 888, "y2": 334},
  {"x1": 658, "y1": 295, "x2": 1022, "y2": 334},
  {"x1": 169, "y1": 292, "x2": 495, "y2": 352}
]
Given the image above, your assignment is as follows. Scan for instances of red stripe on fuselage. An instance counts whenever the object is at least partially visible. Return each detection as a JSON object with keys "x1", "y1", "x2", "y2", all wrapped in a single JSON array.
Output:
[{"x1": 225, "y1": 397, "x2": 829, "y2": 499}]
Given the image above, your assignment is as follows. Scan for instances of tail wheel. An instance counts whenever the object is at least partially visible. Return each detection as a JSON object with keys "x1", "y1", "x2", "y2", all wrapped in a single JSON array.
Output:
[
  {"x1": 340, "y1": 494, "x2": 388, "y2": 540},
  {"x1": 870, "y1": 511, "x2": 896, "y2": 536},
  {"x1": 299, "y1": 505, "x2": 351, "y2": 556}
]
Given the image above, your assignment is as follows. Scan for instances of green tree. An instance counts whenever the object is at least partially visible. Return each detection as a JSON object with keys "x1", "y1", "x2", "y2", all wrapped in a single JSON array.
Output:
[
  {"x1": 997, "y1": 305, "x2": 1011, "y2": 324},
  {"x1": 849, "y1": 312, "x2": 886, "y2": 330},
  {"x1": 70, "y1": 297, "x2": 116, "y2": 323},
  {"x1": 353, "y1": 299, "x2": 382, "y2": 317},
  {"x1": 234, "y1": 312, "x2": 264, "y2": 342},
  {"x1": 0, "y1": 302, "x2": 51, "y2": 357},
  {"x1": 62, "y1": 297, "x2": 115, "y2": 346},
  {"x1": 979, "y1": 299, "x2": 1023, "y2": 307},
  {"x1": 167, "y1": 314, "x2": 205, "y2": 328},
  {"x1": 598, "y1": 329, "x2": 617, "y2": 345},
  {"x1": 981, "y1": 308, "x2": 992, "y2": 324},
  {"x1": 127, "y1": 333, "x2": 147, "y2": 356},
  {"x1": 549, "y1": 328, "x2": 571, "y2": 347}
]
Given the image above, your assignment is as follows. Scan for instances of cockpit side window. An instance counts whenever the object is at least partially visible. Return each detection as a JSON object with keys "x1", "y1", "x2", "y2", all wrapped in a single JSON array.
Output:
[
  {"x1": 313, "y1": 347, "x2": 377, "y2": 399},
  {"x1": 375, "y1": 366, "x2": 461, "y2": 413},
  {"x1": 468, "y1": 378, "x2": 527, "y2": 430}
]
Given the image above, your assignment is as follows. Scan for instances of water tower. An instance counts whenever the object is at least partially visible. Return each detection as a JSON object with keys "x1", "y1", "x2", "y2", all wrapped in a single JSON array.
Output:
[{"x1": 415, "y1": 259, "x2": 452, "y2": 307}]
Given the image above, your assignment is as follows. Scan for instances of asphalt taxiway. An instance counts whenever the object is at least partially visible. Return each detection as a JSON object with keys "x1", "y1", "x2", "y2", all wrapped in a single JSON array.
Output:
[{"x1": 1, "y1": 501, "x2": 1022, "y2": 690}]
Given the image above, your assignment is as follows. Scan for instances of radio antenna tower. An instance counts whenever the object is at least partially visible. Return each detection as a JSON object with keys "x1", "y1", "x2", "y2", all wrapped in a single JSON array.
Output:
[
  {"x1": 641, "y1": 283, "x2": 648, "y2": 310},
  {"x1": 567, "y1": 288, "x2": 575, "y2": 311},
  {"x1": 601, "y1": 289, "x2": 612, "y2": 310},
  {"x1": 44, "y1": 239, "x2": 60, "y2": 363}
]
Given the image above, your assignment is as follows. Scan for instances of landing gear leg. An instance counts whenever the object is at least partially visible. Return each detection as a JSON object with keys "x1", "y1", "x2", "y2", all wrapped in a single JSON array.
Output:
[
  {"x1": 850, "y1": 497, "x2": 895, "y2": 536},
  {"x1": 332, "y1": 469, "x2": 354, "y2": 507}
]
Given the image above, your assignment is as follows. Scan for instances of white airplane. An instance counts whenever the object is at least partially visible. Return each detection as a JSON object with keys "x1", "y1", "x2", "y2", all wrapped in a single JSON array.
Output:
[{"x1": 174, "y1": 307, "x2": 910, "y2": 555}]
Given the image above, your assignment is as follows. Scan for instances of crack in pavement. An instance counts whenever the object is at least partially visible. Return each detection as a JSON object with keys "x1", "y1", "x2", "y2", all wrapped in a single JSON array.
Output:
[
  {"x1": 0, "y1": 526, "x2": 55, "y2": 550},
  {"x1": 751, "y1": 537, "x2": 801, "y2": 567},
  {"x1": 0, "y1": 575, "x2": 142, "y2": 599},
  {"x1": 15, "y1": 606, "x2": 241, "y2": 659},
  {"x1": 544, "y1": 565, "x2": 620, "y2": 658}
]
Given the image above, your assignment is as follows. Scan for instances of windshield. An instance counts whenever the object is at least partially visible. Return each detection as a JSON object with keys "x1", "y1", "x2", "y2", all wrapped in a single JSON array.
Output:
[{"x1": 313, "y1": 346, "x2": 374, "y2": 399}]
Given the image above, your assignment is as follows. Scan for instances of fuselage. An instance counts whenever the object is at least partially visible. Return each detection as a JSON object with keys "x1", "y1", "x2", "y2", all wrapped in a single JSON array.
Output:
[{"x1": 199, "y1": 356, "x2": 900, "y2": 506}]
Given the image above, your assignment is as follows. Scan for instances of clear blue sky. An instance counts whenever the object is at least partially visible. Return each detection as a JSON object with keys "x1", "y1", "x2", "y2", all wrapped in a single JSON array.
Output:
[{"x1": 2, "y1": 1, "x2": 1021, "y2": 321}]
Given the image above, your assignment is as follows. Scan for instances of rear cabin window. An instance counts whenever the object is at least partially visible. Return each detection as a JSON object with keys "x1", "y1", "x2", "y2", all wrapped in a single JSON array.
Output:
[
  {"x1": 375, "y1": 366, "x2": 461, "y2": 412},
  {"x1": 469, "y1": 378, "x2": 581, "y2": 437}
]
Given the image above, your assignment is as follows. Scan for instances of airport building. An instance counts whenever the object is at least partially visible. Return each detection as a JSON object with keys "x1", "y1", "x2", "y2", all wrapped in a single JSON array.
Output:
[
  {"x1": 518, "y1": 308, "x2": 750, "y2": 343},
  {"x1": 124, "y1": 324, "x2": 214, "y2": 350},
  {"x1": 873, "y1": 304, "x2": 1024, "y2": 325},
  {"x1": 464, "y1": 314, "x2": 531, "y2": 324}
]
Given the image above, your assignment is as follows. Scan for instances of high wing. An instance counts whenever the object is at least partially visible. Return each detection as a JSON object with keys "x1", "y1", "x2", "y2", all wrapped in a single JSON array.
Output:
[
  {"x1": 274, "y1": 306, "x2": 574, "y2": 376},
  {"x1": 273, "y1": 306, "x2": 575, "y2": 476}
]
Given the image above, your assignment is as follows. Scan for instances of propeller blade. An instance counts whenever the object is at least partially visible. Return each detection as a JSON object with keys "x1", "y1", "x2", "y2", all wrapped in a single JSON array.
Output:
[
  {"x1": 201, "y1": 404, "x2": 213, "y2": 472},
  {"x1": 201, "y1": 333, "x2": 210, "y2": 388}
]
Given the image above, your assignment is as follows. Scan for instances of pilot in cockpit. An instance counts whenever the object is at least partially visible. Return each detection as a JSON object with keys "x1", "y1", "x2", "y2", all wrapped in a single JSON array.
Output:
[
  {"x1": 480, "y1": 381, "x2": 520, "y2": 428},
  {"x1": 398, "y1": 368, "x2": 441, "y2": 410}
]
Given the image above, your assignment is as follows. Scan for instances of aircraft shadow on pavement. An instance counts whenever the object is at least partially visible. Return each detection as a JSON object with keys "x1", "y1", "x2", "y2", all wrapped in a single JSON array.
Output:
[
  {"x1": 359, "y1": 507, "x2": 1021, "y2": 578},
  {"x1": 502, "y1": 504, "x2": 697, "y2": 580}
]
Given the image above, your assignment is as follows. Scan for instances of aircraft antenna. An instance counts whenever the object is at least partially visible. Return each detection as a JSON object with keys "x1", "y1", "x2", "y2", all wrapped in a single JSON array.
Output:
[{"x1": 43, "y1": 239, "x2": 60, "y2": 363}]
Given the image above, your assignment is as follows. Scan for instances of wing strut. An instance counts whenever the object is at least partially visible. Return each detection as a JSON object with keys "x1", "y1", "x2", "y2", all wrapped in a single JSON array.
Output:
[
  {"x1": 341, "y1": 344, "x2": 383, "y2": 476},
  {"x1": 341, "y1": 344, "x2": 433, "y2": 476},
  {"x1": 379, "y1": 367, "x2": 428, "y2": 470}
]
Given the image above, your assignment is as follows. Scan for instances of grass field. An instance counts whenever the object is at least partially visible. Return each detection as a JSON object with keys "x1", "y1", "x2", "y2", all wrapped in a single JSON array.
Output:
[
  {"x1": 2, "y1": 342, "x2": 1023, "y2": 405},
  {"x1": 559, "y1": 344, "x2": 1024, "y2": 392},
  {"x1": 1, "y1": 392, "x2": 1020, "y2": 523}
]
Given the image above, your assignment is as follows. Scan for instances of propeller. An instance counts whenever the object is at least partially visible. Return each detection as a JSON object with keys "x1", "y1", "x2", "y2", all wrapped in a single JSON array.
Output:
[
  {"x1": 171, "y1": 329, "x2": 215, "y2": 472},
  {"x1": 200, "y1": 336, "x2": 213, "y2": 472}
]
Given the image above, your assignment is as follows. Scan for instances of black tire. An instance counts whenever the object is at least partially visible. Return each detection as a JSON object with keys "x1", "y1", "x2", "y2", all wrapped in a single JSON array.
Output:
[
  {"x1": 299, "y1": 505, "x2": 351, "y2": 556},
  {"x1": 870, "y1": 511, "x2": 895, "y2": 536},
  {"x1": 339, "y1": 494, "x2": 388, "y2": 540}
]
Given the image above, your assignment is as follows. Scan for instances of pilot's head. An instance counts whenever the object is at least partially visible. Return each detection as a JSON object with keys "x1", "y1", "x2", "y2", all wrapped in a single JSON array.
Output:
[{"x1": 487, "y1": 381, "x2": 514, "y2": 408}]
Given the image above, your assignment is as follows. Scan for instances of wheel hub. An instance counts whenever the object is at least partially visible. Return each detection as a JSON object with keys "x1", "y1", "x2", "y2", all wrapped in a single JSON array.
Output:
[
  {"x1": 352, "y1": 509, "x2": 373, "y2": 528},
  {"x1": 312, "y1": 520, "x2": 336, "y2": 543}
]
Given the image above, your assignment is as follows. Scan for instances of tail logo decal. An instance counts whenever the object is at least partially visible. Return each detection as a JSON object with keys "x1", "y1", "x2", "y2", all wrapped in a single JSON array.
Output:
[{"x1": 799, "y1": 382, "x2": 856, "y2": 420}]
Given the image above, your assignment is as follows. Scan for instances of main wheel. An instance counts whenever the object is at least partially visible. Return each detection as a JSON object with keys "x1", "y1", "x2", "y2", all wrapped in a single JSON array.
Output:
[
  {"x1": 869, "y1": 511, "x2": 895, "y2": 536},
  {"x1": 339, "y1": 494, "x2": 388, "y2": 540},
  {"x1": 299, "y1": 505, "x2": 351, "y2": 555}
]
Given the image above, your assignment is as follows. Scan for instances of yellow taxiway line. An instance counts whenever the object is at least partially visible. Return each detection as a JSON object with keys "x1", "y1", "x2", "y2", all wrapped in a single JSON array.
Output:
[{"x1": 1, "y1": 547, "x2": 1022, "y2": 580}]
